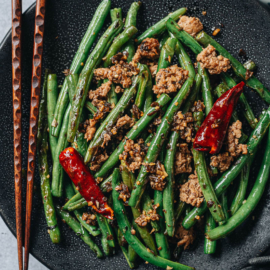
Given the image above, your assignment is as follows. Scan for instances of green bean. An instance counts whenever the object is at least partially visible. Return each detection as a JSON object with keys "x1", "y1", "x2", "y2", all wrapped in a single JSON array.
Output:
[
  {"x1": 192, "y1": 147, "x2": 225, "y2": 222},
  {"x1": 122, "y1": 40, "x2": 136, "y2": 63},
  {"x1": 100, "y1": 174, "x2": 113, "y2": 193},
  {"x1": 136, "y1": 8, "x2": 187, "y2": 43},
  {"x1": 95, "y1": 93, "x2": 171, "y2": 178},
  {"x1": 67, "y1": 19, "x2": 124, "y2": 143},
  {"x1": 182, "y1": 107, "x2": 270, "y2": 229},
  {"x1": 166, "y1": 19, "x2": 202, "y2": 55},
  {"x1": 207, "y1": 129, "x2": 270, "y2": 240},
  {"x1": 219, "y1": 192, "x2": 230, "y2": 226},
  {"x1": 198, "y1": 64, "x2": 213, "y2": 115},
  {"x1": 96, "y1": 212, "x2": 116, "y2": 248},
  {"x1": 56, "y1": 206, "x2": 102, "y2": 257},
  {"x1": 129, "y1": 75, "x2": 194, "y2": 207},
  {"x1": 134, "y1": 64, "x2": 152, "y2": 112},
  {"x1": 72, "y1": 130, "x2": 88, "y2": 157},
  {"x1": 204, "y1": 211, "x2": 216, "y2": 254},
  {"x1": 142, "y1": 193, "x2": 160, "y2": 231},
  {"x1": 230, "y1": 150, "x2": 257, "y2": 215},
  {"x1": 143, "y1": 74, "x2": 154, "y2": 112},
  {"x1": 112, "y1": 168, "x2": 194, "y2": 270},
  {"x1": 115, "y1": 228, "x2": 135, "y2": 268},
  {"x1": 221, "y1": 73, "x2": 257, "y2": 129},
  {"x1": 120, "y1": 160, "x2": 158, "y2": 255},
  {"x1": 37, "y1": 70, "x2": 60, "y2": 243},
  {"x1": 63, "y1": 192, "x2": 83, "y2": 210},
  {"x1": 163, "y1": 131, "x2": 178, "y2": 237},
  {"x1": 182, "y1": 74, "x2": 202, "y2": 113},
  {"x1": 196, "y1": 31, "x2": 270, "y2": 104},
  {"x1": 110, "y1": 8, "x2": 122, "y2": 22},
  {"x1": 125, "y1": 2, "x2": 141, "y2": 28},
  {"x1": 52, "y1": 0, "x2": 111, "y2": 137},
  {"x1": 243, "y1": 60, "x2": 256, "y2": 71},
  {"x1": 154, "y1": 190, "x2": 170, "y2": 259},
  {"x1": 67, "y1": 197, "x2": 88, "y2": 211},
  {"x1": 128, "y1": 244, "x2": 138, "y2": 267},
  {"x1": 103, "y1": 26, "x2": 138, "y2": 68},
  {"x1": 64, "y1": 180, "x2": 100, "y2": 236},
  {"x1": 51, "y1": 104, "x2": 71, "y2": 197},
  {"x1": 157, "y1": 37, "x2": 177, "y2": 72},
  {"x1": 66, "y1": 74, "x2": 79, "y2": 104},
  {"x1": 47, "y1": 72, "x2": 58, "y2": 161},
  {"x1": 105, "y1": 79, "x2": 118, "y2": 107},
  {"x1": 174, "y1": 200, "x2": 186, "y2": 224},
  {"x1": 174, "y1": 38, "x2": 196, "y2": 79},
  {"x1": 84, "y1": 74, "x2": 141, "y2": 164},
  {"x1": 85, "y1": 101, "x2": 97, "y2": 115},
  {"x1": 159, "y1": 31, "x2": 170, "y2": 49}
]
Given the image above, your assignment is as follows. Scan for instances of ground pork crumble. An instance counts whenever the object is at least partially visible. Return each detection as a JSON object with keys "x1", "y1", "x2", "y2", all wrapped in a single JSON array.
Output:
[
  {"x1": 133, "y1": 38, "x2": 160, "y2": 64},
  {"x1": 83, "y1": 119, "x2": 97, "y2": 142},
  {"x1": 94, "y1": 55, "x2": 139, "y2": 88},
  {"x1": 178, "y1": 16, "x2": 203, "y2": 37},
  {"x1": 191, "y1": 100, "x2": 205, "y2": 112},
  {"x1": 135, "y1": 205, "x2": 161, "y2": 227},
  {"x1": 179, "y1": 171, "x2": 204, "y2": 208},
  {"x1": 172, "y1": 111, "x2": 194, "y2": 143},
  {"x1": 174, "y1": 143, "x2": 193, "y2": 175},
  {"x1": 149, "y1": 64, "x2": 158, "y2": 78},
  {"x1": 90, "y1": 151, "x2": 109, "y2": 171},
  {"x1": 153, "y1": 65, "x2": 189, "y2": 96},
  {"x1": 197, "y1": 45, "x2": 231, "y2": 74},
  {"x1": 143, "y1": 161, "x2": 168, "y2": 191},
  {"x1": 175, "y1": 220, "x2": 196, "y2": 250},
  {"x1": 115, "y1": 182, "x2": 131, "y2": 205},
  {"x1": 82, "y1": 212, "x2": 97, "y2": 226},
  {"x1": 119, "y1": 138, "x2": 147, "y2": 173},
  {"x1": 210, "y1": 121, "x2": 248, "y2": 172}
]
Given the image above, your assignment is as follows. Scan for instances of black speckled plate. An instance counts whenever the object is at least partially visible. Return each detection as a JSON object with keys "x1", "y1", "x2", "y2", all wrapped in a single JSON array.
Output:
[{"x1": 1, "y1": 0, "x2": 270, "y2": 269}]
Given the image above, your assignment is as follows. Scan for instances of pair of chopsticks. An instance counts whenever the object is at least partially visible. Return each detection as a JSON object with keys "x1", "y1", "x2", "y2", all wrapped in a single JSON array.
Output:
[{"x1": 11, "y1": 0, "x2": 46, "y2": 269}]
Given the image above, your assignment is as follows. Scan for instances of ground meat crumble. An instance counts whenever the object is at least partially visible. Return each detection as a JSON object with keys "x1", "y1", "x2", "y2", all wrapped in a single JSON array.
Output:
[
  {"x1": 210, "y1": 121, "x2": 248, "y2": 172},
  {"x1": 83, "y1": 119, "x2": 97, "y2": 142},
  {"x1": 94, "y1": 55, "x2": 139, "y2": 88},
  {"x1": 119, "y1": 138, "x2": 147, "y2": 172},
  {"x1": 178, "y1": 16, "x2": 203, "y2": 37},
  {"x1": 191, "y1": 100, "x2": 205, "y2": 112},
  {"x1": 153, "y1": 65, "x2": 189, "y2": 96},
  {"x1": 82, "y1": 212, "x2": 97, "y2": 226},
  {"x1": 90, "y1": 152, "x2": 109, "y2": 171},
  {"x1": 175, "y1": 220, "x2": 196, "y2": 250},
  {"x1": 89, "y1": 80, "x2": 112, "y2": 101},
  {"x1": 179, "y1": 171, "x2": 204, "y2": 207},
  {"x1": 148, "y1": 161, "x2": 168, "y2": 191},
  {"x1": 149, "y1": 64, "x2": 158, "y2": 78},
  {"x1": 172, "y1": 111, "x2": 194, "y2": 143},
  {"x1": 115, "y1": 182, "x2": 131, "y2": 205},
  {"x1": 197, "y1": 45, "x2": 231, "y2": 75},
  {"x1": 135, "y1": 207, "x2": 161, "y2": 227},
  {"x1": 133, "y1": 38, "x2": 160, "y2": 64},
  {"x1": 174, "y1": 143, "x2": 193, "y2": 175}
]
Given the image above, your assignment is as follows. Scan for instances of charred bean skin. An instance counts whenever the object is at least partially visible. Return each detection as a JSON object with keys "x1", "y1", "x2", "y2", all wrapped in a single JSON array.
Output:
[
  {"x1": 67, "y1": 19, "x2": 124, "y2": 143},
  {"x1": 52, "y1": 0, "x2": 111, "y2": 137},
  {"x1": 37, "y1": 70, "x2": 60, "y2": 244}
]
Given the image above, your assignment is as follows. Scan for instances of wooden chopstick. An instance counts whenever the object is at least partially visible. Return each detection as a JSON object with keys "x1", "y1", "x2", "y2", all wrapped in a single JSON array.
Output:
[
  {"x1": 11, "y1": 1, "x2": 23, "y2": 269},
  {"x1": 24, "y1": 1, "x2": 46, "y2": 269}
]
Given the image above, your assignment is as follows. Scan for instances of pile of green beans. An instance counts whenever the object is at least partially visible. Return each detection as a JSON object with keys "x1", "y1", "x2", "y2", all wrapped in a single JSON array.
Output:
[{"x1": 36, "y1": 1, "x2": 270, "y2": 268}]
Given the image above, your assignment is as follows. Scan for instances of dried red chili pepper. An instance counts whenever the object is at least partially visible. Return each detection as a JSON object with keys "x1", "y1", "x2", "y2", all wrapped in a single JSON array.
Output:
[
  {"x1": 59, "y1": 147, "x2": 114, "y2": 219},
  {"x1": 193, "y1": 81, "x2": 245, "y2": 154}
]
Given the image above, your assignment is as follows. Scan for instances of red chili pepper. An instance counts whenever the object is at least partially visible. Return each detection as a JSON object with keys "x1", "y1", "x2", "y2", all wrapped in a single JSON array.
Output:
[
  {"x1": 193, "y1": 81, "x2": 245, "y2": 154},
  {"x1": 59, "y1": 147, "x2": 114, "y2": 219}
]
